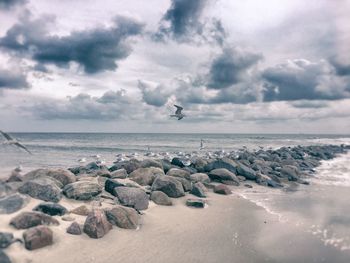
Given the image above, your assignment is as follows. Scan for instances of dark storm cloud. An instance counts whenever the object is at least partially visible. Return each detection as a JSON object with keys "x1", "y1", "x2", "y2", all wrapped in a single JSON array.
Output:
[
  {"x1": 155, "y1": 0, "x2": 207, "y2": 41},
  {"x1": 30, "y1": 90, "x2": 135, "y2": 120},
  {"x1": 0, "y1": 14, "x2": 144, "y2": 74},
  {"x1": 262, "y1": 59, "x2": 350, "y2": 101},
  {"x1": 329, "y1": 58, "x2": 350, "y2": 76},
  {"x1": 290, "y1": 100, "x2": 329, "y2": 109},
  {"x1": 138, "y1": 80, "x2": 170, "y2": 107},
  {"x1": 207, "y1": 47, "x2": 262, "y2": 89},
  {"x1": 0, "y1": 69, "x2": 29, "y2": 89},
  {"x1": 0, "y1": 0, "x2": 27, "y2": 9}
]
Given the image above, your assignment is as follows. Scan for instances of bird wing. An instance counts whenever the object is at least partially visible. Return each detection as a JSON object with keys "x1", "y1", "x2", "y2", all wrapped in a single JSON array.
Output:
[
  {"x1": 174, "y1": 105, "x2": 183, "y2": 114},
  {"x1": 14, "y1": 142, "x2": 32, "y2": 154},
  {"x1": 0, "y1": 130, "x2": 14, "y2": 141}
]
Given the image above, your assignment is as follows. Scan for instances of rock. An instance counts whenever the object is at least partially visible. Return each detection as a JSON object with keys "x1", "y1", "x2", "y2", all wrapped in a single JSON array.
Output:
[
  {"x1": 213, "y1": 184, "x2": 232, "y2": 195},
  {"x1": 113, "y1": 187, "x2": 149, "y2": 210},
  {"x1": 186, "y1": 199, "x2": 206, "y2": 208},
  {"x1": 66, "y1": 222, "x2": 82, "y2": 235},
  {"x1": 0, "y1": 193, "x2": 29, "y2": 214},
  {"x1": 190, "y1": 173, "x2": 210, "y2": 184},
  {"x1": 24, "y1": 168, "x2": 76, "y2": 187},
  {"x1": 182, "y1": 166, "x2": 198, "y2": 174},
  {"x1": 151, "y1": 176, "x2": 185, "y2": 198},
  {"x1": 150, "y1": 191, "x2": 172, "y2": 206},
  {"x1": 160, "y1": 159, "x2": 176, "y2": 173},
  {"x1": 33, "y1": 202, "x2": 67, "y2": 216},
  {"x1": 190, "y1": 158, "x2": 208, "y2": 173},
  {"x1": 70, "y1": 205, "x2": 91, "y2": 216},
  {"x1": 166, "y1": 168, "x2": 191, "y2": 180},
  {"x1": 105, "y1": 205, "x2": 140, "y2": 229},
  {"x1": 18, "y1": 177, "x2": 62, "y2": 203},
  {"x1": 140, "y1": 159, "x2": 163, "y2": 169},
  {"x1": 190, "y1": 182, "x2": 207, "y2": 198},
  {"x1": 92, "y1": 169, "x2": 111, "y2": 178},
  {"x1": 109, "y1": 159, "x2": 141, "y2": 174},
  {"x1": 105, "y1": 179, "x2": 125, "y2": 195},
  {"x1": 237, "y1": 176, "x2": 246, "y2": 182},
  {"x1": 63, "y1": 181, "x2": 102, "y2": 200},
  {"x1": 208, "y1": 168, "x2": 240, "y2": 185},
  {"x1": 110, "y1": 169, "x2": 128, "y2": 179},
  {"x1": 236, "y1": 162, "x2": 257, "y2": 180},
  {"x1": 129, "y1": 167, "x2": 164, "y2": 186},
  {"x1": 204, "y1": 158, "x2": 238, "y2": 173},
  {"x1": 0, "y1": 182, "x2": 12, "y2": 198},
  {"x1": 83, "y1": 209, "x2": 112, "y2": 239},
  {"x1": 280, "y1": 165, "x2": 300, "y2": 181},
  {"x1": 244, "y1": 184, "x2": 253, "y2": 188},
  {"x1": 171, "y1": 157, "x2": 186, "y2": 167},
  {"x1": 5, "y1": 182, "x2": 24, "y2": 192},
  {"x1": 23, "y1": 225, "x2": 53, "y2": 250},
  {"x1": 0, "y1": 250, "x2": 11, "y2": 263},
  {"x1": 172, "y1": 177, "x2": 192, "y2": 192},
  {"x1": 10, "y1": 211, "x2": 59, "y2": 229},
  {"x1": 62, "y1": 215, "x2": 75, "y2": 221},
  {"x1": 6, "y1": 171, "x2": 24, "y2": 182},
  {"x1": 0, "y1": 232, "x2": 19, "y2": 249}
]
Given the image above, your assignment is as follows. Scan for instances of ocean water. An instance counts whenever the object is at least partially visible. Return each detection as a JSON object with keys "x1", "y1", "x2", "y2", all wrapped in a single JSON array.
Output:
[{"x1": 1, "y1": 132, "x2": 350, "y2": 260}]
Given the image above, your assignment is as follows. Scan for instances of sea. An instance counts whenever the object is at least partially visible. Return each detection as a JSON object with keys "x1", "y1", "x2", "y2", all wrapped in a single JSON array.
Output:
[{"x1": 1, "y1": 133, "x2": 350, "y2": 261}]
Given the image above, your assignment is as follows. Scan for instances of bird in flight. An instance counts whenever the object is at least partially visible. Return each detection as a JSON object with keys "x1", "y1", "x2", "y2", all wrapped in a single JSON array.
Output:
[
  {"x1": 0, "y1": 130, "x2": 32, "y2": 154},
  {"x1": 170, "y1": 105, "x2": 186, "y2": 120}
]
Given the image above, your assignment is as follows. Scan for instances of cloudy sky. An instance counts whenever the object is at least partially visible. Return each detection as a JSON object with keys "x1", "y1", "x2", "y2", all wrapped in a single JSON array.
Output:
[{"x1": 0, "y1": 0, "x2": 349, "y2": 133}]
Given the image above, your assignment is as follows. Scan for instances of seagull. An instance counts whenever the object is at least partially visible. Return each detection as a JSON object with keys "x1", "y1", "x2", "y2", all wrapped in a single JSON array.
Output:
[
  {"x1": 0, "y1": 130, "x2": 32, "y2": 154},
  {"x1": 200, "y1": 139, "x2": 205, "y2": 150},
  {"x1": 170, "y1": 105, "x2": 186, "y2": 120}
]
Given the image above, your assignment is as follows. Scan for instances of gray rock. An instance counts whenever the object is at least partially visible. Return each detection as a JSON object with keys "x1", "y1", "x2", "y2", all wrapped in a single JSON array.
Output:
[
  {"x1": 106, "y1": 205, "x2": 140, "y2": 229},
  {"x1": 213, "y1": 184, "x2": 232, "y2": 195},
  {"x1": 208, "y1": 168, "x2": 240, "y2": 185},
  {"x1": 166, "y1": 168, "x2": 191, "y2": 180},
  {"x1": 110, "y1": 169, "x2": 128, "y2": 179},
  {"x1": 33, "y1": 202, "x2": 67, "y2": 216},
  {"x1": 66, "y1": 222, "x2": 82, "y2": 235},
  {"x1": 0, "y1": 250, "x2": 11, "y2": 263},
  {"x1": 0, "y1": 193, "x2": 29, "y2": 214},
  {"x1": 18, "y1": 177, "x2": 62, "y2": 203},
  {"x1": 92, "y1": 169, "x2": 111, "y2": 178},
  {"x1": 83, "y1": 209, "x2": 112, "y2": 239},
  {"x1": 204, "y1": 158, "x2": 238, "y2": 173},
  {"x1": 182, "y1": 166, "x2": 198, "y2": 174},
  {"x1": 190, "y1": 173, "x2": 210, "y2": 184},
  {"x1": 6, "y1": 171, "x2": 24, "y2": 182},
  {"x1": 63, "y1": 181, "x2": 102, "y2": 200},
  {"x1": 172, "y1": 177, "x2": 192, "y2": 192},
  {"x1": 10, "y1": 211, "x2": 59, "y2": 229},
  {"x1": 0, "y1": 232, "x2": 21, "y2": 249},
  {"x1": 171, "y1": 157, "x2": 186, "y2": 167},
  {"x1": 70, "y1": 205, "x2": 91, "y2": 216},
  {"x1": 140, "y1": 159, "x2": 163, "y2": 169},
  {"x1": 151, "y1": 176, "x2": 185, "y2": 198},
  {"x1": 150, "y1": 191, "x2": 172, "y2": 206},
  {"x1": 244, "y1": 184, "x2": 253, "y2": 188},
  {"x1": 104, "y1": 179, "x2": 125, "y2": 195},
  {"x1": 109, "y1": 159, "x2": 141, "y2": 173},
  {"x1": 113, "y1": 187, "x2": 149, "y2": 210},
  {"x1": 186, "y1": 199, "x2": 205, "y2": 208},
  {"x1": 190, "y1": 182, "x2": 207, "y2": 198},
  {"x1": 190, "y1": 158, "x2": 208, "y2": 173},
  {"x1": 0, "y1": 182, "x2": 13, "y2": 198},
  {"x1": 129, "y1": 167, "x2": 164, "y2": 186},
  {"x1": 236, "y1": 162, "x2": 257, "y2": 180},
  {"x1": 24, "y1": 168, "x2": 76, "y2": 187},
  {"x1": 280, "y1": 165, "x2": 300, "y2": 181},
  {"x1": 23, "y1": 225, "x2": 53, "y2": 250}
]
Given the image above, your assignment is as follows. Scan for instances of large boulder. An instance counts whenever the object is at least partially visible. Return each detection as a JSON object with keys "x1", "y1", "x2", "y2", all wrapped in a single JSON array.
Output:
[
  {"x1": 104, "y1": 179, "x2": 125, "y2": 195},
  {"x1": 109, "y1": 159, "x2": 141, "y2": 173},
  {"x1": 24, "y1": 168, "x2": 76, "y2": 187},
  {"x1": 213, "y1": 184, "x2": 232, "y2": 195},
  {"x1": 140, "y1": 159, "x2": 163, "y2": 169},
  {"x1": 105, "y1": 205, "x2": 140, "y2": 229},
  {"x1": 113, "y1": 187, "x2": 149, "y2": 210},
  {"x1": 166, "y1": 168, "x2": 191, "y2": 180},
  {"x1": 190, "y1": 158, "x2": 208, "y2": 173},
  {"x1": 110, "y1": 169, "x2": 128, "y2": 179},
  {"x1": 208, "y1": 168, "x2": 240, "y2": 185},
  {"x1": 204, "y1": 158, "x2": 238, "y2": 173},
  {"x1": 33, "y1": 202, "x2": 67, "y2": 216},
  {"x1": 151, "y1": 176, "x2": 185, "y2": 198},
  {"x1": 280, "y1": 165, "x2": 300, "y2": 181},
  {"x1": 236, "y1": 162, "x2": 257, "y2": 180},
  {"x1": 66, "y1": 222, "x2": 82, "y2": 235},
  {"x1": 190, "y1": 182, "x2": 206, "y2": 198},
  {"x1": 0, "y1": 250, "x2": 11, "y2": 263},
  {"x1": 0, "y1": 193, "x2": 28, "y2": 214},
  {"x1": 190, "y1": 173, "x2": 210, "y2": 184},
  {"x1": 10, "y1": 211, "x2": 59, "y2": 229},
  {"x1": 150, "y1": 191, "x2": 172, "y2": 206},
  {"x1": 0, "y1": 182, "x2": 13, "y2": 198},
  {"x1": 171, "y1": 157, "x2": 186, "y2": 168},
  {"x1": 83, "y1": 209, "x2": 112, "y2": 239},
  {"x1": 172, "y1": 177, "x2": 192, "y2": 192},
  {"x1": 129, "y1": 167, "x2": 164, "y2": 186},
  {"x1": 63, "y1": 181, "x2": 102, "y2": 200},
  {"x1": 23, "y1": 225, "x2": 53, "y2": 250},
  {"x1": 18, "y1": 177, "x2": 62, "y2": 202}
]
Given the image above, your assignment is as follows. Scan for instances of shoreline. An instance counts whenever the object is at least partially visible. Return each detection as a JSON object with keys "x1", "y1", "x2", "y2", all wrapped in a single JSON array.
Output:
[{"x1": 1, "y1": 144, "x2": 350, "y2": 263}]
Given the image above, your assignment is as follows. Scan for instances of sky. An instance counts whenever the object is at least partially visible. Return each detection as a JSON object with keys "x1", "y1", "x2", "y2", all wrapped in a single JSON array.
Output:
[{"x1": 0, "y1": 0, "x2": 349, "y2": 133}]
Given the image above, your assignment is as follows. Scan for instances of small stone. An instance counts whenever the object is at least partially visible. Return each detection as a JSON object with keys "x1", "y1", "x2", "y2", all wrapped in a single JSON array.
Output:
[
  {"x1": 244, "y1": 184, "x2": 253, "y2": 188},
  {"x1": 186, "y1": 199, "x2": 206, "y2": 208},
  {"x1": 66, "y1": 222, "x2": 82, "y2": 235},
  {"x1": 190, "y1": 182, "x2": 207, "y2": 198},
  {"x1": 213, "y1": 184, "x2": 232, "y2": 195},
  {"x1": 10, "y1": 211, "x2": 59, "y2": 229},
  {"x1": 0, "y1": 232, "x2": 16, "y2": 249},
  {"x1": 70, "y1": 205, "x2": 91, "y2": 216},
  {"x1": 83, "y1": 209, "x2": 112, "y2": 239},
  {"x1": 150, "y1": 191, "x2": 172, "y2": 206},
  {"x1": 23, "y1": 225, "x2": 53, "y2": 250},
  {"x1": 33, "y1": 202, "x2": 67, "y2": 216}
]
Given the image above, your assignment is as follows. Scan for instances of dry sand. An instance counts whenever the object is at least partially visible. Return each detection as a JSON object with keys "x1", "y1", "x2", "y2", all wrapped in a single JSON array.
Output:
[{"x1": 2, "y1": 190, "x2": 350, "y2": 263}]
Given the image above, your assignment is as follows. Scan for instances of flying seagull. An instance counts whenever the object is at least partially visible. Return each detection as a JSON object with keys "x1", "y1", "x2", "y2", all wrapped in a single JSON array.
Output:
[
  {"x1": 0, "y1": 130, "x2": 32, "y2": 154},
  {"x1": 170, "y1": 105, "x2": 186, "y2": 120}
]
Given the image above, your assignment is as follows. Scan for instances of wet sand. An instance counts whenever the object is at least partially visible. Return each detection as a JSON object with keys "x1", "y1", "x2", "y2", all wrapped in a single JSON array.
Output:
[{"x1": 3, "y1": 190, "x2": 350, "y2": 263}]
